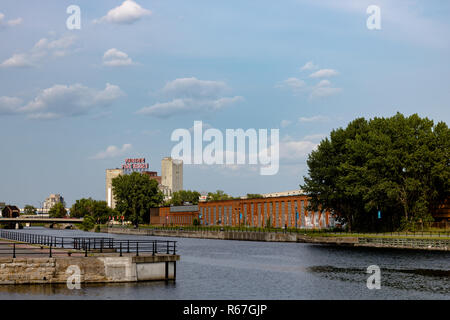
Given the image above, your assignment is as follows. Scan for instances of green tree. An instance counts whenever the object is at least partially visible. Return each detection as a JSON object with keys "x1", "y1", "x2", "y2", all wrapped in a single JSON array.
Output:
[
  {"x1": 24, "y1": 205, "x2": 37, "y2": 215},
  {"x1": 112, "y1": 172, "x2": 164, "y2": 227},
  {"x1": 48, "y1": 203, "x2": 67, "y2": 218},
  {"x1": 70, "y1": 198, "x2": 114, "y2": 223},
  {"x1": 80, "y1": 215, "x2": 95, "y2": 232},
  {"x1": 207, "y1": 190, "x2": 233, "y2": 201},
  {"x1": 302, "y1": 113, "x2": 449, "y2": 232},
  {"x1": 170, "y1": 190, "x2": 201, "y2": 206},
  {"x1": 246, "y1": 194, "x2": 263, "y2": 199}
]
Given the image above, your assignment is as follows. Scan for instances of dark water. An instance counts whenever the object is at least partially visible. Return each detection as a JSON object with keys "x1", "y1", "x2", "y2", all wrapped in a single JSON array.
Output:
[{"x1": 0, "y1": 227, "x2": 448, "y2": 300}]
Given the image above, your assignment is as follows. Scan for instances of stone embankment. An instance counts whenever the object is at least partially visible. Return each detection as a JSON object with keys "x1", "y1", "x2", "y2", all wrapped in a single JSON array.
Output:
[{"x1": 102, "y1": 227, "x2": 449, "y2": 251}]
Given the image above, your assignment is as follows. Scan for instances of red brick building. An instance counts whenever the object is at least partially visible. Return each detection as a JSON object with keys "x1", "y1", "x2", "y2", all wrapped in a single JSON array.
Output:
[
  {"x1": 150, "y1": 195, "x2": 336, "y2": 229},
  {"x1": 150, "y1": 205, "x2": 199, "y2": 226},
  {"x1": 198, "y1": 195, "x2": 335, "y2": 229}
]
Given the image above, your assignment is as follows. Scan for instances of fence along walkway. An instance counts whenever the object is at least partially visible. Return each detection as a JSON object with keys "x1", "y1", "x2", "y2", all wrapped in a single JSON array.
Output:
[{"x1": 0, "y1": 230, "x2": 177, "y2": 258}]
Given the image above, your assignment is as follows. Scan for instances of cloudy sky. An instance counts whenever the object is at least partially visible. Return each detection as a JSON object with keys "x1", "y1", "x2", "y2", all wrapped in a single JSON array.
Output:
[{"x1": 1, "y1": 0, "x2": 449, "y2": 207}]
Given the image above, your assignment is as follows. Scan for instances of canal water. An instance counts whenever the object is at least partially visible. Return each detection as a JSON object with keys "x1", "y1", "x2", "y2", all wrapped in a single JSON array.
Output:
[{"x1": 0, "y1": 227, "x2": 448, "y2": 300}]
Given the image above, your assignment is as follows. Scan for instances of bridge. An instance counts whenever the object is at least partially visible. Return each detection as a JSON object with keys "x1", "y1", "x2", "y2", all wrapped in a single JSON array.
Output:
[{"x1": 0, "y1": 217, "x2": 84, "y2": 229}]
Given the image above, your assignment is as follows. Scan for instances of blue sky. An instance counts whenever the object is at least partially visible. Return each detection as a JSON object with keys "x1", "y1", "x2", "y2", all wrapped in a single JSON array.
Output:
[{"x1": 1, "y1": 0, "x2": 449, "y2": 207}]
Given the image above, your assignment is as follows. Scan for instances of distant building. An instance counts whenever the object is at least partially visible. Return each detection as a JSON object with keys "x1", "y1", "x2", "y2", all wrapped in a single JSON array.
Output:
[
  {"x1": 261, "y1": 190, "x2": 303, "y2": 198},
  {"x1": 0, "y1": 202, "x2": 5, "y2": 217},
  {"x1": 106, "y1": 157, "x2": 184, "y2": 208},
  {"x1": 43, "y1": 194, "x2": 65, "y2": 211},
  {"x1": 141, "y1": 171, "x2": 160, "y2": 183},
  {"x1": 106, "y1": 168, "x2": 123, "y2": 209},
  {"x1": 161, "y1": 157, "x2": 183, "y2": 197},
  {"x1": 150, "y1": 205, "x2": 199, "y2": 226},
  {"x1": 2, "y1": 205, "x2": 20, "y2": 218}
]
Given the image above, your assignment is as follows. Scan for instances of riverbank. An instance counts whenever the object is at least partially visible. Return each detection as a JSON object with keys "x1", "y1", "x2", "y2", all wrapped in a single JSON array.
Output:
[{"x1": 101, "y1": 227, "x2": 450, "y2": 251}]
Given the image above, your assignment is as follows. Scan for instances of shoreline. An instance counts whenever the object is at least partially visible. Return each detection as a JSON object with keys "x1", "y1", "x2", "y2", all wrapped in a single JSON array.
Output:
[{"x1": 101, "y1": 227, "x2": 450, "y2": 251}]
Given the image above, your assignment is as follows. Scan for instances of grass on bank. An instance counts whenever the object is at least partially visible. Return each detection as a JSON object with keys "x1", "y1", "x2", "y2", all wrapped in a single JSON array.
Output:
[{"x1": 99, "y1": 224, "x2": 450, "y2": 240}]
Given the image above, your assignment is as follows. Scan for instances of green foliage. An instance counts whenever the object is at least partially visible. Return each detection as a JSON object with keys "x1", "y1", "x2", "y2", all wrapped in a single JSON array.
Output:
[
  {"x1": 70, "y1": 198, "x2": 114, "y2": 223},
  {"x1": 24, "y1": 205, "x2": 37, "y2": 215},
  {"x1": 112, "y1": 172, "x2": 164, "y2": 226},
  {"x1": 169, "y1": 190, "x2": 201, "y2": 206},
  {"x1": 48, "y1": 203, "x2": 67, "y2": 218},
  {"x1": 301, "y1": 113, "x2": 449, "y2": 232},
  {"x1": 246, "y1": 194, "x2": 263, "y2": 199},
  {"x1": 193, "y1": 218, "x2": 200, "y2": 226},
  {"x1": 207, "y1": 190, "x2": 234, "y2": 201},
  {"x1": 80, "y1": 215, "x2": 95, "y2": 232},
  {"x1": 266, "y1": 217, "x2": 272, "y2": 228}
]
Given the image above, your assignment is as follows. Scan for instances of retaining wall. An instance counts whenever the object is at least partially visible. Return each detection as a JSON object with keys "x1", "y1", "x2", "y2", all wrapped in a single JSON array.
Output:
[
  {"x1": 0, "y1": 254, "x2": 179, "y2": 285},
  {"x1": 102, "y1": 227, "x2": 449, "y2": 251}
]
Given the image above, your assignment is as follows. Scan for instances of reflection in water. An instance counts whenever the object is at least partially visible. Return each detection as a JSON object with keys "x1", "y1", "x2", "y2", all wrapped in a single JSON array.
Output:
[
  {"x1": 307, "y1": 266, "x2": 450, "y2": 294},
  {"x1": 0, "y1": 281, "x2": 177, "y2": 299}
]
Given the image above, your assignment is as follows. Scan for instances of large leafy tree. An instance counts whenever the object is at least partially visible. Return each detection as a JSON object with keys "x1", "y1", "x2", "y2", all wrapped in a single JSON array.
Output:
[
  {"x1": 24, "y1": 205, "x2": 37, "y2": 215},
  {"x1": 302, "y1": 113, "x2": 449, "y2": 231},
  {"x1": 70, "y1": 198, "x2": 114, "y2": 223},
  {"x1": 112, "y1": 172, "x2": 164, "y2": 226},
  {"x1": 48, "y1": 203, "x2": 67, "y2": 218},
  {"x1": 169, "y1": 190, "x2": 201, "y2": 206}
]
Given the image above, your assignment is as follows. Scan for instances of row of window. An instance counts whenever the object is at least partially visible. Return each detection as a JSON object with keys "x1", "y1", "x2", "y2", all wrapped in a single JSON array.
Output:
[{"x1": 199, "y1": 200, "x2": 335, "y2": 228}]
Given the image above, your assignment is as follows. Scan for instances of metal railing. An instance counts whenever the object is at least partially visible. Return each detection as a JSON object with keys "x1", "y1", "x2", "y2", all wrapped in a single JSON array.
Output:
[{"x1": 0, "y1": 230, "x2": 177, "y2": 258}]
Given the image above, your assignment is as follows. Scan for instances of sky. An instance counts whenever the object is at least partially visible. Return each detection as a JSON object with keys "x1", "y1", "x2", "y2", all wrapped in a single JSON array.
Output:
[{"x1": 1, "y1": 0, "x2": 449, "y2": 208}]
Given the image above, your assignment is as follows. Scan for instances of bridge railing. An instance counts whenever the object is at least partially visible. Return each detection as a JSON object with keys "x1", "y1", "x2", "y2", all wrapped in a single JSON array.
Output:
[{"x1": 0, "y1": 230, "x2": 177, "y2": 258}]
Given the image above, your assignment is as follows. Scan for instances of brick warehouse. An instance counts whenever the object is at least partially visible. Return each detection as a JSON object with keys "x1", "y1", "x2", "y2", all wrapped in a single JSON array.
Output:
[{"x1": 150, "y1": 195, "x2": 336, "y2": 229}]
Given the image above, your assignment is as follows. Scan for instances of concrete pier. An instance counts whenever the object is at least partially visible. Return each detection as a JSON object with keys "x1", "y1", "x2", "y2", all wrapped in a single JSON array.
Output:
[
  {"x1": 0, "y1": 235, "x2": 179, "y2": 285},
  {"x1": 0, "y1": 253, "x2": 179, "y2": 285}
]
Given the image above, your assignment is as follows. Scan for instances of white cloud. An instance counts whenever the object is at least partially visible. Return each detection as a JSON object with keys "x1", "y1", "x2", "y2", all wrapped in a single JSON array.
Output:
[
  {"x1": 0, "y1": 13, "x2": 23, "y2": 29},
  {"x1": 310, "y1": 86, "x2": 342, "y2": 99},
  {"x1": 309, "y1": 79, "x2": 342, "y2": 99},
  {"x1": 309, "y1": 69, "x2": 339, "y2": 78},
  {"x1": 298, "y1": 115, "x2": 329, "y2": 123},
  {"x1": 280, "y1": 120, "x2": 292, "y2": 128},
  {"x1": 137, "y1": 77, "x2": 243, "y2": 118},
  {"x1": 300, "y1": 61, "x2": 318, "y2": 71},
  {"x1": 280, "y1": 136, "x2": 319, "y2": 163},
  {"x1": 160, "y1": 77, "x2": 229, "y2": 99},
  {"x1": 1, "y1": 34, "x2": 77, "y2": 68},
  {"x1": 2, "y1": 83, "x2": 124, "y2": 119},
  {"x1": 0, "y1": 53, "x2": 33, "y2": 68},
  {"x1": 27, "y1": 112, "x2": 61, "y2": 120},
  {"x1": 0, "y1": 96, "x2": 23, "y2": 115},
  {"x1": 278, "y1": 63, "x2": 341, "y2": 99},
  {"x1": 316, "y1": 79, "x2": 331, "y2": 87},
  {"x1": 276, "y1": 77, "x2": 307, "y2": 95},
  {"x1": 281, "y1": 77, "x2": 306, "y2": 89},
  {"x1": 137, "y1": 96, "x2": 243, "y2": 118},
  {"x1": 102, "y1": 48, "x2": 134, "y2": 66},
  {"x1": 32, "y1": 35, "x2": 76, "y2": 53},
  {"x1": 91, "y1": 144, "x2": 132, "y2": 160},
  {"x1": 96, "y1": 0, "x2": 151, "y2": 25}
]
